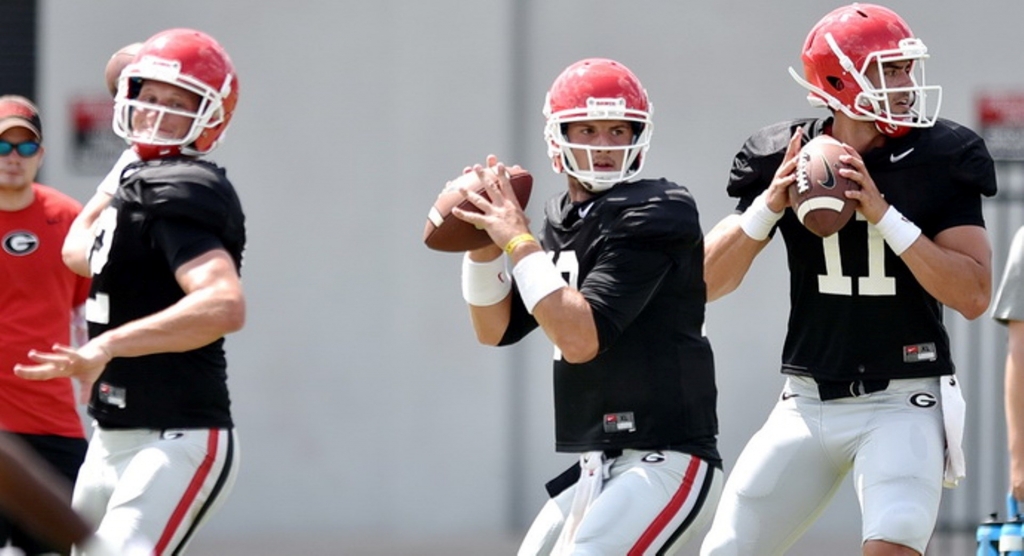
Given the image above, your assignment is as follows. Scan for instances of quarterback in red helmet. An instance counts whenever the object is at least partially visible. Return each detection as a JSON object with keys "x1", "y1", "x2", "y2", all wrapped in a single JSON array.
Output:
[
  {"x1": 702, "y1": 4, "x2": 994, "y2": 555},
  {"x1": 18, "y1": 28, "x2": 245, "y2": 555},
  {"x1": 449, "y1": 57, "x2": 722, "y2": 555}
]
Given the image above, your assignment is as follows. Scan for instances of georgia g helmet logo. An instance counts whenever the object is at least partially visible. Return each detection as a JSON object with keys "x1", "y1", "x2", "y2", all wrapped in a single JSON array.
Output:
[{"x1": 3, "y1": 231, "x2": 39, "y2": 256}]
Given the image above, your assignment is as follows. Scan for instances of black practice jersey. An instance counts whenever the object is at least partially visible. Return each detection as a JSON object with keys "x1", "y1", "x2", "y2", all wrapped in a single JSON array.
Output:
[
  {"x1": 729, "y1": 117, "x2": 996, "y2": 381},
  {"x1": 501, "y1": 179, "x2": 719, "y2": 465},
  {"x1": 87, "y1": 157, "x2": 246, "y2": 429}
]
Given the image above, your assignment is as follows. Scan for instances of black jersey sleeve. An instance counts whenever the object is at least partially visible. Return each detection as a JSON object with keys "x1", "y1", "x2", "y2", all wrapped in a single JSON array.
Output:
[
  {"x1": 951, "y1": 125, "x2": 997, "y2": 198},
  {"x1": 120, "y1": 158, "x2": 247, "y2": 271},
  {"x1": 497, "y1": 287, "x2": 539, "y2": 346},
  {"x1": 150, "y1": 218, "x2": 230, "y2": 273},
  {"x1": 584, "y1": 182, "x2": 702, "y2": 351},
  {"x1": 921, "y1": 133, "x2": 995, "y2": 235},
  {"x1": 584, "y1": 242, "x2": 674, "y2": 351}
]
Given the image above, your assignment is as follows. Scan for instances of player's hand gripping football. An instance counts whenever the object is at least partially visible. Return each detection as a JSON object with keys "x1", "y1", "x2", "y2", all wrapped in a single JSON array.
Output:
[
  {"x1": 837, "y1": 146, "x2": 888, "y2": 224},
  {"x1": 453, "y1": 154, "x2": 532, "y2": 258},
  {"x1": 767, "y1": 128, "x2": 804, "y2": 213},
  {"x1": 13, "y1": 341, "x2": 113, "y2": 385}
]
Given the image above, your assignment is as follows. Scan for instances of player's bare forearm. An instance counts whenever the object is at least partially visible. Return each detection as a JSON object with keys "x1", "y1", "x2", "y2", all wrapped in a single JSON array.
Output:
[
  {"x1": 704, "y1": 214, "x2": 769, "y2": 302},
  {"x1": 89, "y1": 250, "x2": 245, "y2": 360},
  {"x1": 532, "y1": 288, "x2": 598, "y2": 363},
  {"x1": 900, "y1": 225, "x2": 991, "y2": 319},
  {"x1": 468, "y1": 300, "x2": 511, "y2": 346},
  {"x1": 464, "y1": 244, "x2": 512, "y2": 345},
  {"x1": 503, "y1": 237, "x2": 599, "y2": 362},
  {"x1": 1007, "y1": 321, "x2": 1024, "y2": 500},
  {"x1": 101, "y1": 288, "x2": 243, "y2": 357},
  {"x1": 17, "y1": 278, "x2": 244, "y2": 384},
  {"x1": 62, "y1": 191, "x2": 112, "y2": 276}
]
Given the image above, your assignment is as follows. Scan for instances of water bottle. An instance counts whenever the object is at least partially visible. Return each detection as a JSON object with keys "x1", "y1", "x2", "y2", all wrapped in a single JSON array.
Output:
[
  {"x1": 980, "y1": 512, "x2": 1001, "y2": 556},
  {"x1": 1000, "y1": 495, "x2": 1023, "y2": 556}
]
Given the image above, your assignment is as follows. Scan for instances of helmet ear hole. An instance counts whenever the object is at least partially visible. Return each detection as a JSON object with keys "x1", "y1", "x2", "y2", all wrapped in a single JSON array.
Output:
[
  {"x1": 826, "y1": 76, "x2": 844, "y2": 91},
  {"x1": 127, "y1": 77, "x2": 143, "y2": 99}
]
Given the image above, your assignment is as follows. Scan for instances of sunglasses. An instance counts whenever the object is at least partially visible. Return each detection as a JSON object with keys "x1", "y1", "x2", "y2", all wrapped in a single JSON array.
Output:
[{"x1": 0, "y1": 140, "x2": 40, "y2": 157}]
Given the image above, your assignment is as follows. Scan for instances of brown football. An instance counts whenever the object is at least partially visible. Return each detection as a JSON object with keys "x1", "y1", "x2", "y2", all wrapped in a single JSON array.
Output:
[
  {"x1": 789, "y1": 135, "x2": 859, "y2": 238},
  {"x1": 105, "y1": 42, "x2": 143, "y2": 97},
  {"x1": 423, "y1": 167, "x2": 533, "y2": 252}
]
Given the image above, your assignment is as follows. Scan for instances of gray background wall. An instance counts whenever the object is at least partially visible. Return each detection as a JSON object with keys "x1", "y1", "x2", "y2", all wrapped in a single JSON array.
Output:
[{"x1": 31, "y1": 1, "x2": 1024, "y2": 553}]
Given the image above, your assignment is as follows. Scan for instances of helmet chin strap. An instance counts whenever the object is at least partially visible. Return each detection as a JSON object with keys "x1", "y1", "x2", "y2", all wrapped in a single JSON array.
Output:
[
  {"x1": 561, "y1": 151, "x2": 625, "y2": 193},
  {"x1": 875, "y1": 119, "x2": 912, "y2": 139},
  {"x1": 133, "y1": 143, "x2": 181, "y2": 161}
]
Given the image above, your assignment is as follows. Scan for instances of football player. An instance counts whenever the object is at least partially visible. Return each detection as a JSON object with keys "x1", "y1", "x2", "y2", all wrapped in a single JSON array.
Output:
[
  {"x1": 16, "y1": 28, "x2": 245, "y2": 555},
  {"x1": 994, "y1": 228, "x2": 1024, "y2": 503},
  {"x1": 453, "y1": 58, "x2": 722, "y2": 555},
  {"x1": 700, "y1": 4, "x2": 995, "y2": 556}
]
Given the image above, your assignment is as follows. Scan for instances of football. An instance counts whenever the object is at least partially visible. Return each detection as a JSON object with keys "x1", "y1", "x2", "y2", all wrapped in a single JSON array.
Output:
[
  {"x1": 105, "y1": 42, "x2": 143, "y2": 97},
  {"x1": 423, "y1": 167, "x2": 533, "y2": 252},
  {"x1": 789, "y1": 134, "x2": 859, "y2": 238}
]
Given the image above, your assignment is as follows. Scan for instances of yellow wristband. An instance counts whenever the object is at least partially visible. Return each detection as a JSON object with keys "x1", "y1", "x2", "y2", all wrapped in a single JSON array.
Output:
[{"x1": 504, "y1": 233, "x2": 537, "y2": 256}]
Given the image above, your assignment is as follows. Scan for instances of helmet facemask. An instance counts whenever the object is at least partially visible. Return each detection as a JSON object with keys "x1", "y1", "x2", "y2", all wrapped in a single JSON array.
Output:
[
  {"x1": 544, "y1": 97, "x2": 652, "y2": 193},
  {"x1": 111, "y1": 28, "x2": 238, "y2": 160},
  {"x1": 849, "y1": 38, "x2": 941, "y2": 136},
  {"x1": 114, "y1": 56, "x2": 231, "y2": 157}
]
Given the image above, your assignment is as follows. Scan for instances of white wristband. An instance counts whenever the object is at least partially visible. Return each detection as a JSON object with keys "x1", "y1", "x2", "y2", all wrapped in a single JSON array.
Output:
[
  {"x1": 874, "y1": 205, "x2": 921, "y2": 256},
  {"x1": 512, "y1": 251, "x2": 567, "y2": 314},
  {"x1": 739, "y1": 192, "x2": 784, "y2": 241},
  {"x1": 461, "y1": 253, "x2": 511, "y2": 306}
]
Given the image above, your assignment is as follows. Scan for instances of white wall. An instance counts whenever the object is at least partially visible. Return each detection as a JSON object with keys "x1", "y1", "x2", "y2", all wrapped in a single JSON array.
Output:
[{"x1": 36, "y1": 1, "x2": 1023, "y2": 553}]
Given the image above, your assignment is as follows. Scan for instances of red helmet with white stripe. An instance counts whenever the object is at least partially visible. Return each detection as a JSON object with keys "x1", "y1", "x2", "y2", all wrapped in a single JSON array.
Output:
[
  {"x1": 114, "y1": 28, "x2": 239, "y2": 160},
  {"x1": 788, "y1": 4, "x2": 941, "y2": 138},
  {"x1": 543, "y1": 58, "x2": 652, "y2": 192}
]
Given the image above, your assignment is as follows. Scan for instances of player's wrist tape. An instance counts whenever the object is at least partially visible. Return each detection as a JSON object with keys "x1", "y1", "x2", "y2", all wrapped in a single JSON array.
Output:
[
  {"x1": 461, "y1": 253, "x2": 511, "y2": 306},
  {"x1": 739, "y1": 192, "x2": 783, "y2": 241},
  {"x1": 504, "y1": 233, "x2": 538, "y2": 256},
  {"x1": 512, "y1": 251, "x2": 567, "y2": 315},
  {"x1": 875, "y1": 206, "x2": 921, "y2": 256}
]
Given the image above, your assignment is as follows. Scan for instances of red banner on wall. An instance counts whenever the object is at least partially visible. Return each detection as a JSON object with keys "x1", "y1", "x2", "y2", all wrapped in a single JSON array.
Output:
[
  {"x1": 68, "y1": 95, "x2": 124, "y2": 175},
  {"x1": 976, "y1": 91, "x2": 1024, "y2": 160}
]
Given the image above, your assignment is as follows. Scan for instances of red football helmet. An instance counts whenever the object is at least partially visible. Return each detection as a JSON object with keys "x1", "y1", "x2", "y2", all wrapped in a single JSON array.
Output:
[
  {"x1": 788, "y1": 4, "x2": 941, "y2": 138},
  {"x1": 113, "y1": 28, "x2": 239, "y2": 160},
  {"x1": 543, "y1": 58, "x2": 652, "y2": 192}
]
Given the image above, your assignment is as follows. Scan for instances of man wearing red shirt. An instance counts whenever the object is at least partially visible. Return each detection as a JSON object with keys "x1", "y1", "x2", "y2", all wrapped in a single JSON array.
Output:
[{"x1": 0, "y1": 95, "x2": 90, "y2": 555}]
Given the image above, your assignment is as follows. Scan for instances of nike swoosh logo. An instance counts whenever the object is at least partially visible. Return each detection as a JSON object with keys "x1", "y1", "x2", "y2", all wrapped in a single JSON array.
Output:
[
  {"x1": 817, "y1": 154, "x2": 835, "y2": 189},
  {"x1": 890, "y1": 148, "x2": 914, "y2": 163},
  {"x1": 781, "y1": 392, "x2": 799, "y2": 401},
  {"x1": 578, "y1": 202, "x2": 594, "y2": 218}
]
